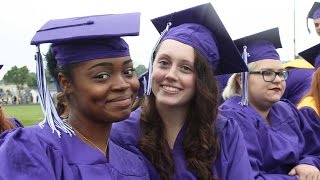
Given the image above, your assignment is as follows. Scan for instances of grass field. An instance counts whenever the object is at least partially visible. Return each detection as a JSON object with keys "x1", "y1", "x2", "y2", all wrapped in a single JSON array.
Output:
[{"x1": 3, "y1": 104, "x2": 44, "y2": 126}]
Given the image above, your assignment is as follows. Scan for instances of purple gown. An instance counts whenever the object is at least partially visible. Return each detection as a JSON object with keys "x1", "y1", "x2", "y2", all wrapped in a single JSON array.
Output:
[
  {"x1": 282, "y1": 68, "x2": 314, "y2": 105},
  {"x1": 0, "y1": 124, "x2": 149, "y2": 179},
  {"x1": 8, "y1": 117, "x2": 24, "y2": 128},
  {"x1": 220, "y1": 96, "x2": 320, "y2": 179},
  {"x1": 111, "y1": 108, "x2": 253, "y2": 180}
]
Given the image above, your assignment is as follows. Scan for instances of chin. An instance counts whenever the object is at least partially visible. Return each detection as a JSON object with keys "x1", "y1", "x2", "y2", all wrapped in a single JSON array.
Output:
[{"x1": 269, "y1": 97, "x2": 281, "y2": 104}]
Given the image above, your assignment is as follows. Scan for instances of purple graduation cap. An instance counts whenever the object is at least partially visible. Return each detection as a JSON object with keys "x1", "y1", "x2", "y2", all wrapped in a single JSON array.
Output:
[
  {"x1": 298, "y1": 43, "x2": 320, "y2": 69},
  {"x1": 234, "y1": 27, "x2": 282, "y2": 64},
  {"x1": 137, "y1": 71, "x2": 149, "y2": 98},
  {"x1": 307, "y1": 2, "x2": 320, "y2": 33},
  {"x1": 234, "y1": 27, "x2": 282, "y2": 105},
  {"x1": 30, "y1": 12, "x2": 140, "y2": 136},
  {"x1": 145, "y1": 3, "x2": 248, "y2": 95}
]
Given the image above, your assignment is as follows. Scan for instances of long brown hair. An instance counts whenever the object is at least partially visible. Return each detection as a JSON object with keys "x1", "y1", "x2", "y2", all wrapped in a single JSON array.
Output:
[
  {"x1": 139, "y1": 50, "x2": 220, "y2": 180},
  {"x1": 0, "y1": 108, "x2": 14, "y2": 133},
  {"x1": 302, "y1": 68, "x2": 320, "y2": 113}
]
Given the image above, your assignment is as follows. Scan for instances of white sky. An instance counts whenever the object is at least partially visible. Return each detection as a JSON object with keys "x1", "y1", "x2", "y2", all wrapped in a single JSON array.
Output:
[{"x1": 0, "y1": 0, "x2": 319, "y2": 79}]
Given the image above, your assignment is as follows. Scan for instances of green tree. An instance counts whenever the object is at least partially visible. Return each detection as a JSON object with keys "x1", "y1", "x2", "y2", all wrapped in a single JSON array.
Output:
[
  {"x1": 3, "y1": 66, "x2": 30, "y2": 93},
  {"x1": 135, "y1": 65, "x2": 147, "y2": 76},
  {"x1": 27, "y1": 72, "x2": 37, "y2": 89}
]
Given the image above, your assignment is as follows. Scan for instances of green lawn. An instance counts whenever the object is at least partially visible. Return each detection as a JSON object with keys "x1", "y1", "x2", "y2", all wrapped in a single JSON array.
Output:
[{"x1": 3, "y1": 104, "x2": 44, "y2": 126}]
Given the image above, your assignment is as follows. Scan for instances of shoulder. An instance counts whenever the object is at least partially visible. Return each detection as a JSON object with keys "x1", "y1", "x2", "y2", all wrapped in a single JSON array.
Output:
[
  {"x1": 0, "y1": 124, "x2": 60, "y2": 149},
  {"x1": 109, "y1": 139, "x2": 149, "y2": 178},
  {"x1": 215, "y1": 113, "x2": 240, "y2": 134},
  {"x1": 110, "y1": 108, "x2": 142, "y2": 148},
  {"x1": 7, "y1": 117, "x2": 24, "y2": 128},
  {"x1": 272, "y1": 100, "x2": 299, "y2": 115},
  {"x1": 219, "y1": 97, "x2": 256, "y2": 121}
]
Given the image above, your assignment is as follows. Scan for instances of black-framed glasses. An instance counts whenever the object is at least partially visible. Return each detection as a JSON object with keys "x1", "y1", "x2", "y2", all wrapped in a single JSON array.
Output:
[{"x1": 249, "y1": 70, "x2": 289, "y2": 82}]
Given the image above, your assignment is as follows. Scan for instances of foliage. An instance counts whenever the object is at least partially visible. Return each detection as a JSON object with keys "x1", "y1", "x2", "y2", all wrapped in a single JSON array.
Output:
[
  {"x1": 3, "y1": 66, "x2": 30, "y2": 93},
  {"x1": 27, "y1": 72, "x2": 37, "y2": 88},
  {"x1": 135, "y1": 64, "x2": 147, "y2": 76}
]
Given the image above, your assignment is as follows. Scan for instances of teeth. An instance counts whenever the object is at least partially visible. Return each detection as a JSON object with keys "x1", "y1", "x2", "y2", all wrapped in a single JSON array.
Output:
[{"x1": 162, "y1": 85, "x2": 179, "y2": 92}]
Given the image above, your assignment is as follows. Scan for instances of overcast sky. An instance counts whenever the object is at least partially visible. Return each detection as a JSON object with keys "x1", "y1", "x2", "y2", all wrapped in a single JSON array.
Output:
[{"x1": 0, "y1": 0, "x2": 319, "y2": 79}]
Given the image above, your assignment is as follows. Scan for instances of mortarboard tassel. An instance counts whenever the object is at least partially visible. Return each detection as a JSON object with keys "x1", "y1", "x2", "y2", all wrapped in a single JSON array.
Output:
[
  {"x1": 142, "y1": 75, "x2": 147, "y2": 95},
  {"x1": 35, "y1": 46, "x2": 74, "y2": 137},
  {"x1": 146, "y1": 22, "x2": 172, "y2": 95},
  {"x1": 240, "y1": 46, "x2": 249, "y2": 106}
]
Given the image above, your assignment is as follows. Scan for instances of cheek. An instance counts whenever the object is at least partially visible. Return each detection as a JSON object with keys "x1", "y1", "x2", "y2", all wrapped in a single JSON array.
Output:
[
  {"x1": 151, "y1": 69, "x2": 164, "y2": 84},
  {"x1": 185, "y1": 76, "x2": 196, "y2": 92},
  {"x1": 130, "y1": 78, "x2": 140, "y2": 93}
]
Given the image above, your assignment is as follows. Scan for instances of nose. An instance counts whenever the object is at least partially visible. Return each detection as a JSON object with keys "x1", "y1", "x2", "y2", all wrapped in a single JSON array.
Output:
[
  {"x1": 272, "y1": 73, "x2": 282, "y2": 83},
  {"x1": 165, "y1": 66, "x2": 178, "y2": 81},
  {"x1": 111, "y1": 74, "x2": 130, "y2": 91}
]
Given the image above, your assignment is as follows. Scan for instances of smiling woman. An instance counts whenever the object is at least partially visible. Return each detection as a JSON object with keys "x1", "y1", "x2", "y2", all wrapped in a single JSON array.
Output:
[{"x1": 0, "y1": 13, "x2": 149, "y2": 179}]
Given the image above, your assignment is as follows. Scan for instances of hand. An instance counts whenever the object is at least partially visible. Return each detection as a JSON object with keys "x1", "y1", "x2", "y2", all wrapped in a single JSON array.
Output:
[{"x1": 288, "y1": 164, "x2": 320, "y2": 180}]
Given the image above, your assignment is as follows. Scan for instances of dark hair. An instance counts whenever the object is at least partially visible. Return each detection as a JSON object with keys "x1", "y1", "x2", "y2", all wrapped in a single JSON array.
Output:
[
  {"x1": 139, "y1": 50, "x2": 220, "y2": 180},
  {"x1": 45, "y1": 45, "x2": 59, "y2": 84},
  {"x1": 45, "y1": 46, "x2": 74, "y2": 116}
]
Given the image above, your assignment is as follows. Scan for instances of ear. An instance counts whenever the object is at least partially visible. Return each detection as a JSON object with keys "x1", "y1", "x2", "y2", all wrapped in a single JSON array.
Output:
[
  {"x1": 58, "y1": 73, "x2": 73, "y2": 94},
  {"x1": 235, "y1": 73, "x2": 242, "y2": 89}
]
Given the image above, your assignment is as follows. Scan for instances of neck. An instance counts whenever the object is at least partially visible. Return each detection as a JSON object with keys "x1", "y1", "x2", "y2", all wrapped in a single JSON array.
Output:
[
  {"x1": 249, "y1": 103, "x2": 271, "y2": 124},
  {"x1": 67, "y1": 114, "x2": 111, "y2": 155},
  {"x1": 157, "y1": 103, "x2": 188, "y2": 149}
]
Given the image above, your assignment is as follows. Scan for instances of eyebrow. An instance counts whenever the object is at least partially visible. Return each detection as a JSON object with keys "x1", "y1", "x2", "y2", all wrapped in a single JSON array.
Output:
[
  {"x1": 88, "y1": 59, "x2": 133, "y2": 70},
  {"x1": 259, "y1": 68, "x2": 286, "y2": 71}
]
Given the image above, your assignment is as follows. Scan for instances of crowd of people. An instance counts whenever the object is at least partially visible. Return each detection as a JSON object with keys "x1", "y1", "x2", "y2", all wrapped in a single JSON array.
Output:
[{"x1": 0, "y1": 2, "x2": 320, "y2": 180}]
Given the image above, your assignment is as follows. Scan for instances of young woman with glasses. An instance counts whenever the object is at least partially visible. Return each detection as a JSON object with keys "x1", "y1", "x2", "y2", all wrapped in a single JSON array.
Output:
[{"x1": 220, "y1": 28, "x2": 320, "y2": 179}]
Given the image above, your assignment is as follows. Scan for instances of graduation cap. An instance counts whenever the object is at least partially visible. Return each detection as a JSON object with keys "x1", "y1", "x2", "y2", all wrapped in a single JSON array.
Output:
[
  {"x1": 234, "y1": 27, "x2": 282, "y2": 64},
  {"x1": 298, "y1": 43, "x2": 320, "y2": 69},
  {"x1": 30, "y1": 12, "x2": 140, "y2": 136},
  {"x1": 144, "y1": 3, "x2": 248, "y2": 95},
  {"x1": 307, "y1": 2, "x2": 320, "y2": 33},
  {"x1": 137, "y1": 71, "x2": 149, "y2": 98},
  {"x1": 151, "y1": 3, "x2": 247, "y2": 75},
  {"x1": 233, "y1": 27, "x2": 282, "y2": 106}
]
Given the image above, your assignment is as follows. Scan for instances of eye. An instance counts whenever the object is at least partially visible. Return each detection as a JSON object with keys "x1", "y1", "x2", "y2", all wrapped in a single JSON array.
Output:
[
  {"x1": 124, "y1": 68, "x2": 135, "y2": 76},
  {"x1": 95, "y1": 72, "x2": 111, "y2": 80},
  {"x1": 180, "y1": 65, "x2": 193, "y2": 73},
  {"x1": 262, "y1": 70, "x2": 274, "y2": 76},
  {"x1": 158, "y1": 60, "x2": 170, "y2": 67}
]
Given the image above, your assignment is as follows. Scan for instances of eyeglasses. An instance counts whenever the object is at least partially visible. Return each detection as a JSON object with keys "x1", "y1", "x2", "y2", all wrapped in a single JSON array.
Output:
[{"x1": 249, "y1": 70, "x2": 289, "y2": 82}]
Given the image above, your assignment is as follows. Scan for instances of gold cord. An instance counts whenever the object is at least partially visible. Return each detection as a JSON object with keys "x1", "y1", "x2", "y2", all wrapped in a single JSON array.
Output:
[{"x1": 64, "y1": 120, "x2": 108, "y2": 155}]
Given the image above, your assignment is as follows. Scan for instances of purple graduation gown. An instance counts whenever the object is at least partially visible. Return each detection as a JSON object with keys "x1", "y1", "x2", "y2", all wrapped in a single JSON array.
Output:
[
  {"x1": 8, "y1": 117, "x2": 24, "y2": 128},
  {"x1": 0, "y1": 124, "x2": 149, "y2": 180},
  {"x1": 299, "y1": 106, "x2": 320, "y2": 142},
  {"x1": 220, "y1": 96, "x2": 320, "y2": 179},
  {"x1": 111, "y1": 108, "x2": 253, "y2": 180},
  {"x1": 282, "y1": 68, "x2": 314, "y2": 105}
]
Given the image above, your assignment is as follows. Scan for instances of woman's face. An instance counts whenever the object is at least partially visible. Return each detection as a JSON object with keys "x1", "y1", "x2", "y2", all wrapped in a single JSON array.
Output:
[
  {"x1": 152, "y1": 39, "x2": 196, "y2": 108},
  {"x1": 248, "y1": 59, "x2": 286, "y2": 108},
  {"x1": 65, "y1": 56, "x2": 139, "y2": 123}
]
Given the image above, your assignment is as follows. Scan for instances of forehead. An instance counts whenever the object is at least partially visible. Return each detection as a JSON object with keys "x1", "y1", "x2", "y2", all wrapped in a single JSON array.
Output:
[
  {"x1": 254, "y1": 59, "x2": 284, "y2": 69},
  {"x1": 157, "y1": 39, "x2": 195, "y2": 60},
  {"x1": 73, "y1": 56, "x2": 132, "y2": 69}
]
